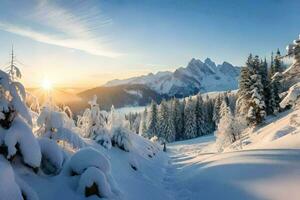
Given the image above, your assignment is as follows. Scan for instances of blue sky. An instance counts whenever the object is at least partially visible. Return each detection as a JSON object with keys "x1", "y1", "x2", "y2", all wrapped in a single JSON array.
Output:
[{"x1": 0, "y1": 0, "x2": 299, "y2": 87}]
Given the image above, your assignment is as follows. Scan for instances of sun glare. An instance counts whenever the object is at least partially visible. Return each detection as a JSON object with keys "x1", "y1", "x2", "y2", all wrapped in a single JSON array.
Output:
[{"x1": 42, "y1": 79, "x2": 52, "y2": 90}]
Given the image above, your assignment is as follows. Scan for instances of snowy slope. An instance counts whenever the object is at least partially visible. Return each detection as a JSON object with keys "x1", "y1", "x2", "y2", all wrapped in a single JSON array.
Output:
[
  {"x1": 164, "y1": 109, "x2": 300, "y2": 200},
  {"x1": 11, "y1": 133, "x2": 171, "y2": 200},
  {"x1": 105, "y1": 58, "x2": 240, "y2": 97}
]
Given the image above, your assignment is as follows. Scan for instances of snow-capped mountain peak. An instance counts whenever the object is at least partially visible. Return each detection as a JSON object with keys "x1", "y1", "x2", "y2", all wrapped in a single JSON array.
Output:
[{"x1": 104, "y1": 58, "x2": 240, "y2": 97}]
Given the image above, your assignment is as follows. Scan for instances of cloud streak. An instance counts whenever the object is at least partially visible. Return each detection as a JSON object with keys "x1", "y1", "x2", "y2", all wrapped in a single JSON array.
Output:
[{"x1": 0, "y1": 0, "x2": 120, "y2": 57}]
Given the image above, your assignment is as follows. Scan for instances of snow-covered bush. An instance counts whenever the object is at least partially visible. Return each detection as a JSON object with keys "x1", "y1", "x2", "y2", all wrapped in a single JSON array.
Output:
[
  {"x1": 77, "y1": 166, "x2": 114, "y2": 198},
  {"x1": 37, "y1": 105, "x2": 86, "y2": 150},
  {"x1": 38, "y1": 138, "x2": 64, "y2": 174},
  {"x1": 108, "y1": 105, "x2": 128, "y2": 129},
  {"x1": 77, "y1": 95, "x2": 111, "y2": 149},
  {"x1": 93, "y1": 128, "x2": 112, "y2": 149},
  {"x1": 0, "y1": 70, "x2": 32, "y2": 129},
  {"x1": 111, "y1": 126, "x2": 132, "y2": 152},
  {"x1": 64, "y1": 147, "x2": 120, "y2": 198},
  {"x1": 4, "y1": 116, "x2": 41, "y2": 169}
]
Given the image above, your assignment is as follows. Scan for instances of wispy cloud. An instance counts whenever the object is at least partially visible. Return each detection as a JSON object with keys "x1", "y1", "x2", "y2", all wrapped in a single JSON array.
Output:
[{"x1": 0, "y1": 0, "x2": 120, "y2": 57}]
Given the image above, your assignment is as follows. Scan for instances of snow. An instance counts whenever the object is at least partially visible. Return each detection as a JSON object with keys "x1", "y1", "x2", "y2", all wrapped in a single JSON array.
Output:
[
  {"x1": 77, "y1": 167, "x2": 114, "y2": 198},
  {"x1": 67, "y1": 147, "x2": 111, "y2": 175},
  {"x1": 38, "y1": 138, "x2": 64, "y2": 174},
  {"x1": 4, "y1": 116, "x2": 41, "y2": 168},
  {"x1": 280, "y1": 82, "x2": 300, "y2": 108},
  {"x1": 111, "y1": 126, "x2": 132, "y2": 152},
  {"x1": 0, "y1": 155, "x2": 23, "y2": 200}
]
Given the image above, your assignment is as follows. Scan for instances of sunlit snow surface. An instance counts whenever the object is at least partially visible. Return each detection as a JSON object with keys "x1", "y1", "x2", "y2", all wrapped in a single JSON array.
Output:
[{"x1": 8, "y1": 109, "x2": 300, "y2": 200}]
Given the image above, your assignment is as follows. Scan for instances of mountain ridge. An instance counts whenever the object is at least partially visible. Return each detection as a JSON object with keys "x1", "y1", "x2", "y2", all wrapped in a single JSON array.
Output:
[{"x1": 104, "y1": 57, "x2": 240, "y2": 97}]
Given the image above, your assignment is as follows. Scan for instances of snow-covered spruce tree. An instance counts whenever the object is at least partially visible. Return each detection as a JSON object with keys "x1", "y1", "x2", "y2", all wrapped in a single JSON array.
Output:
[
  {"x1": 184, "y1": 97, "x2": 197, "y2": 139},
  {"x1": 171, "y1": 98, "x2": 183, "y2": 141},
  {"x1": 213, "y1": 94, "x2": 222, "y2": 126},
  {"x1": 0, "y1": 68, "x2": 41, "y2": 170},
  {"x1": 139, "y1": 108, "x2": 148, "y2": 138},
  {"x1": 236, "y1": 55, "x2": 253, "y2": 116},
  {"x1": 247, "y1": 56, "x2": 266, "y2": 125},
  {"x1": 259, "y1": 58, "x2": 273, "y2": 115},
  {"x1": 158, "y1": 100, "x2": 175, "y2": 142},
  {"x1": 77, "y1": 95, "x2": 111, "y2": 149},
  {"x1": 269, "y1": 74, "x2": 281, "y2": 114},
  {"x1": 195, "y1": 93, "x2": 205, "y2": 136},
  {"x1": 147, "y1": 100, "x2": 159, "y2": 138},
  {"x1": 271, "y1": 49, "x2": 283, "y2": 76},
  {"x1": 204, "y1": 95, "x2": 215, "y2": 132},
  {"x1": 215, "y1": 99, "x2": 234, "y2": 152}
]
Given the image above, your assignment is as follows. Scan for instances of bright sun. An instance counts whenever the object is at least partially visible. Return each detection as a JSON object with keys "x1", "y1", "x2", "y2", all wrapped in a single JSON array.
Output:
[{"x1": 42, "y1": 79, "x2": 52, "y2": 90}]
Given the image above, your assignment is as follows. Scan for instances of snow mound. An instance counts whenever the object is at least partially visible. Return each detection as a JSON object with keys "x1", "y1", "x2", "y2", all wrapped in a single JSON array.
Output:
[
  {"x1": 68, "y1": 147, "x2": 110, "y2": 175},
  {"x1": 4, "y1": 116, "x2": 41, "y2": 168},
  {"x1": 77, "y1": 166, "x2": 114, "y2": 198},
  {"x1": 15, "y1": 176, "x2": 39, "y2": 200},
  {"x1": 111, "y1": 126, "x2": 132, "y2": 152},
  {"x1": 38, "y1": 138, "x2": 64, "y2": 174},
  {"x1": 54, "y1": 127, "x2": 86, "y2": 149},
  {"x1": 0, "y1": 156, "x2": 23, "y2": 200}
]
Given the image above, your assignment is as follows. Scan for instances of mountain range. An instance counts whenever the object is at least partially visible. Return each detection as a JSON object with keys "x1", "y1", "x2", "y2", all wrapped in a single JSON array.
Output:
[{"x1": 104, "y1": 58, "x2": 240, "y2": 97}]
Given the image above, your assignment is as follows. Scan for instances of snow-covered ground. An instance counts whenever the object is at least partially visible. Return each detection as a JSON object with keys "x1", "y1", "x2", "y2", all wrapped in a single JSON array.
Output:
[
  {"x1": 10, "y1": 108, "x2": 300, "y2": 200},
  {"x1": 163, "y1": 109, "x2": 300, "y2": 200}
]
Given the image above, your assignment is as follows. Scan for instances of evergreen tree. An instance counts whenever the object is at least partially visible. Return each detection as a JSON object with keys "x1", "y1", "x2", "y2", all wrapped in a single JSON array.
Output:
[
  {"x1": 213, "y1": 94, "x2": 222, "y2": 125},
  {"x1": 247, "y1": 56, "x2": 266, "y2": 125},
  {"x1": 260, "y1": 58, "x2": 272, "y2": 115},
  {"x1": 195, "y1": 93, "x2": 205, "y2": 136},
  {"x1": 274, "y1": 49, "x2": 283, "y2": 73},
  {"x1": 216, "y1": 99, "x2": 234, "y2": 151},
  {"x1": 236, "y1": 54, "x2": 253, "y2": 116},
  {"x1": 269, "y1": 75, "x2": 281, "y2": 114},
  {"x1": 204, "y1": 95, "x2": 215, "y2": 132},
  {"x1": 180, "y1": 99, "x2": 186, "y2": 140},
  {"x1": 172, "y1": 98, "x2": 183, "y2": 141},
  {"x1": 158, "y1": 100, "x2": 175, "y2": 142},
  {"x1": 147, "y1": 100, "x2": 159, "y2": 138},
  {"x1": 139, "y1": 108, "x2": 148, "y2": 138},
  {"x1": 184, "y1": 98, "x2": 197, "y2": 139}
]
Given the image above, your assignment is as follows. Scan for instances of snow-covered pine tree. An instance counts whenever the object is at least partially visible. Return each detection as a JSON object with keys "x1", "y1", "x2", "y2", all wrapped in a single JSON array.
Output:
[
  {"x1": 215, "y1": 99, "x2": 235, "y2": 151},
  {"x1": 180, "y1": 98, "x2": 186, "y2": 140},
  {"x1": 147, "y1": 100, "x2": 159, "y2": 138},
  {"x1": 195, "y1": 93, "x2": 205, "y2": 136},
  {"x1": 184, "y1": 97, "x2": 196, "y2": 139},
  {"x1": 273, "y1": 49, "x2": 283, "y2": 74},
  {"x1": 139, "y1": 108, "x2": 148, "y2": 137},
  {"x1": 213, "y1": 94, "x2": 222, "y2": 125},
  {"x1": 204, "y1": 95, "x2": 215, "y2": 132},
  {"x1": 171, "y1": 98, "x2": 183, "y2": 141},
  {"x1": 158, "y1": 100, "x2": 175, "y2": 142},
  {"x1": 236, "y1": 54, "x2": 253, "y2": 116},
  {"x1": 269, "y1": 74, "x2": 281, "y2": 114},
  {"x1": 247, "y1": 56, "x2": 266, "y2": 125},
  {"x1": 259, "y1": 58, "x2": 272, "y2": 115}
]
